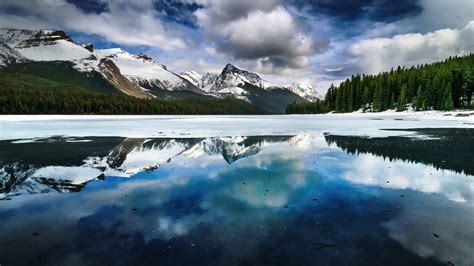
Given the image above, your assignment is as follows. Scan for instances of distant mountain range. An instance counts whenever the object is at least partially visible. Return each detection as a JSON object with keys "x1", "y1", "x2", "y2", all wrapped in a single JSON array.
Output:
[{"x1": 0, "y1": 28, "x2": 321, "y2": 113}]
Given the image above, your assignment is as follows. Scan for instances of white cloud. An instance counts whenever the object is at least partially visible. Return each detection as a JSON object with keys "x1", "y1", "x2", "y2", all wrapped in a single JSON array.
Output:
[{"x1": 348, "y1": 21, "x2": 474, "y2": 74}]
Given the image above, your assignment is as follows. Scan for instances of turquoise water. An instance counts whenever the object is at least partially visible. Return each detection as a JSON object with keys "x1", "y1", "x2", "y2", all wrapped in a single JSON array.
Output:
[{"x1": 0, "y1": 129, "x2": 473, "y2": 265}]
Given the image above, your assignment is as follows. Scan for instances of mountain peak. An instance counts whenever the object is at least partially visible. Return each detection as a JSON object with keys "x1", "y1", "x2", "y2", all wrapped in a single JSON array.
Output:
[{"x1": 223, "y1": 63, "x2": 238, "y2": 72}]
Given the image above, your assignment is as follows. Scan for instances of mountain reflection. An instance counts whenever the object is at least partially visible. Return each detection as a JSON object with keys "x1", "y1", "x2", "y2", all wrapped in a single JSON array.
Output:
[{"x1": 0, "y1": 135, "x2": 293, "y2": 198}]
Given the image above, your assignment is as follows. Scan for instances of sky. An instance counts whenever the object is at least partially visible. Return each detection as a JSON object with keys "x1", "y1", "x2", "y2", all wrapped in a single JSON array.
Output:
[{"x1": 0, "y1": 0, "x2": 473, "y2": 94}]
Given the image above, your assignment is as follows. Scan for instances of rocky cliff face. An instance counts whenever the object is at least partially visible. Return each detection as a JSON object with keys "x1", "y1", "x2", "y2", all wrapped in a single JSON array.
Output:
[{"x1": 98, "y1": 58, "x2": 150, "y2": 99}]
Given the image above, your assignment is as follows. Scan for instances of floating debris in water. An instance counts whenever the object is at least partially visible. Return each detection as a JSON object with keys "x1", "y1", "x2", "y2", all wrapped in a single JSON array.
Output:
[{"x1": 313, "y1": 242, "x2": 337, "y2": 251}]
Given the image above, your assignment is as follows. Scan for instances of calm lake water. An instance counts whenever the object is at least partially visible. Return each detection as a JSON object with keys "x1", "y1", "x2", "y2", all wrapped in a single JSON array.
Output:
[{"x1": 0, "y1": 117, "x2": 473, "y2": 266}]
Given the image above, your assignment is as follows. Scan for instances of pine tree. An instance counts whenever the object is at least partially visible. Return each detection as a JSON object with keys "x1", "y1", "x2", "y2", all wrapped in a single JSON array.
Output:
[
  {"x1": 389, "y1": 93, "x2": 395, "y2": 110},
  {"x1": 373, "y1": 85, "x2": 383, "y2": 112},
  {"x1": 443, "y1": 83, "x2": 454, "y2": 110},
  {"x1": 397, "y1": 84, "x2": 408, "y2": 111}
]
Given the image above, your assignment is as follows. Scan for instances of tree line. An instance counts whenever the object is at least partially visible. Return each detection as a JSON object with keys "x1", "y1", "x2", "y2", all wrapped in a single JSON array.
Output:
[
  {"x1": 0, "y1": 73, "x2": 266, "y2": 115},
  {"x1": 287, "y1": 54, "x2": 474, "y2": 114}
]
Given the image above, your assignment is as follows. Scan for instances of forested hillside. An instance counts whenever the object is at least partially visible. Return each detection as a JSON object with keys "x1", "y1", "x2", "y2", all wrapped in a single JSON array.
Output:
[
  {"x1": 0, "y1": 73, "x2": 266, "y2": 115},
  {"x1": 287, "y1": 54, "x2": 474, "y2": 114}
]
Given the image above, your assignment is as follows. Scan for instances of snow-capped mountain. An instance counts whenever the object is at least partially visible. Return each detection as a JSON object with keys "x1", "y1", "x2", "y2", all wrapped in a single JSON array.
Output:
[
  {"x1": 211, "y1": 63, "x2": 277, "y2": 93},
  {"x1": 0, "y1": 28, "x2": 204, "y2": 97},
  {"x1": 288, "y1": 82, "x2": 322, "y2": 102},
  {"x1": 203, "y1": 64, "x2": 308, "y2": 112},
  {"x1": 179, "y1": 64, "x2": 312, "y2": 112}
]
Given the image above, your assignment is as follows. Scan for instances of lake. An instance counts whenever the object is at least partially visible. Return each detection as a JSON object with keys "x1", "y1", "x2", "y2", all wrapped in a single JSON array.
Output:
[{"x1": 0, "y1": 115, "x2": 473, "y2": 266}]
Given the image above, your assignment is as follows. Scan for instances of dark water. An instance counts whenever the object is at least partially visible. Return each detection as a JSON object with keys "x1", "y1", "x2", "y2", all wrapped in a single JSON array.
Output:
[{"x1": 0, "y1": 129, "x2": 473, "y2": 266}]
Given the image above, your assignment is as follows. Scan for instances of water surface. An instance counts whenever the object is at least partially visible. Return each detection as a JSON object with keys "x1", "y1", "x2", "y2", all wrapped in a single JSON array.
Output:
[{"x1": 0, "y1": 127, "x2": 473, "y2": 266}]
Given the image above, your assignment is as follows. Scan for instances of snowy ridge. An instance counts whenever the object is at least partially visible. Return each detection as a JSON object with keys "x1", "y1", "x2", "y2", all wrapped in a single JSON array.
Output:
[
  {"x1": 93, "y1": 48, "x2": 201, "y2": 92},
  {"x1": 0, "y1": 28, "x2": 93, "y2": 62},
  {"x1": 288, "y1": 82, "x2": 322, "y2": 102}
]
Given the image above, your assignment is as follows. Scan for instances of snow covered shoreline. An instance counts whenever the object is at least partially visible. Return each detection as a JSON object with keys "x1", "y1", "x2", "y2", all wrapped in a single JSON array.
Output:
[{"x1": 0, "y1": 109, "x2": 473, "y2": 122}]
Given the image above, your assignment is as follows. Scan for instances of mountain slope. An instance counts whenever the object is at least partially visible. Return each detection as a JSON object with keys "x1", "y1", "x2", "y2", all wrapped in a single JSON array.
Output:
[
  {"x1": 94, "y1": 48, "x2": 204, "y2": 96},
  {"x1": 0, "y1": 42, "x2": 27, "y2": 66},
  {"x1": 97, "y1": 58, "x2": 150, "y2": 98},
  {"x1": 2, "y1": 61, "x2": 120, "y2": 95}
]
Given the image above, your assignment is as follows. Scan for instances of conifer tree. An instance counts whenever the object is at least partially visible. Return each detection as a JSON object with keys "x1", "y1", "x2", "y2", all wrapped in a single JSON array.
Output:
[{"x1": 397, "y1": 84, "x2": 408, "y2": 111}]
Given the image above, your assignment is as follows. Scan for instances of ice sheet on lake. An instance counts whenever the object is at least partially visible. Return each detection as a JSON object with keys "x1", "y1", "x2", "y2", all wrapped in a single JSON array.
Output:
[{"x1": 0, "y1": 111, "x2": 473, "y2": 140}]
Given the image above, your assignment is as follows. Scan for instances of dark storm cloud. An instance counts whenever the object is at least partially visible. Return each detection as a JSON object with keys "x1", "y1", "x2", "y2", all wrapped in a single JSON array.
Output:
[
  {"x1": 291, "y1": 0, "x2": 422, "y2": 23},
  {"x1": 66, "y1": 0, "x2": 109, "y2": 14}
]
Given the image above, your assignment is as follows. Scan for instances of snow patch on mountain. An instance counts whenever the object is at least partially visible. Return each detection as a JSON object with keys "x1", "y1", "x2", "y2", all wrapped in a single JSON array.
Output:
[
  {"x1": 19, "y1": 39, "x2": 93, "y2": 61},
  {"x1": 0, "y1": 42, "x2": 27, "y2": 66}
]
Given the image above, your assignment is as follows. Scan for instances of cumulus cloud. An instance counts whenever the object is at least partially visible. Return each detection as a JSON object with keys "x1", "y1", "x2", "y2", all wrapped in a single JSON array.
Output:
[
  {"x1": 195, "y1": 1, "x2": 326, "y2": 72},
  {"x1": 348, "y1": 21, "x2": 474, "y2": 74},
  {"x1": 0, "y1": 0, "x2": 186, "y2": 50}
]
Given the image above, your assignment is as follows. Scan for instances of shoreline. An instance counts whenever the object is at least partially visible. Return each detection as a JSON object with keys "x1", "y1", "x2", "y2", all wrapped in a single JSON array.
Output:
[{"x1": 0, "y1": 110, "x2": 473, "y2": 121}]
